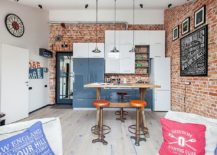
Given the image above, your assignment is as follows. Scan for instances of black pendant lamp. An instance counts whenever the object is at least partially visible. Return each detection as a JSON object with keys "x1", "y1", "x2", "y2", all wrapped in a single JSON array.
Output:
[
  {"x1": 111, "y1": 0, "x2": 119, "y2": 53},
  {"x1": 92, "y1": 0, "x2": 101, "y2": 53},
  {"x1": 129, "y1": 0, "x2": 136, "y2": 53}
]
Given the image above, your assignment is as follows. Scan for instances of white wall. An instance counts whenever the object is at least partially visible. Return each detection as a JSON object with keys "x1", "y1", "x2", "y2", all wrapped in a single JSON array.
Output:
[
  {"x1": 49, "y1": 9, "x2": 164, "y2": 24},
  {"x1": 0, "y1": 0, "x2": 49, "y2": 112}
]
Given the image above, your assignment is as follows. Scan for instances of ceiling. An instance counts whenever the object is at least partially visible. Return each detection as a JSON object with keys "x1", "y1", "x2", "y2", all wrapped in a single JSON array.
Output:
[{"x1": 10, "y1": 0, "x2": 193, "y2": 10}]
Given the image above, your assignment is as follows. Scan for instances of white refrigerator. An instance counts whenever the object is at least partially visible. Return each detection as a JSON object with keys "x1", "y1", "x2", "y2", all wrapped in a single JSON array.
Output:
[{"x1": 150, "y1": 57, "x2": 171, "y2": 111}]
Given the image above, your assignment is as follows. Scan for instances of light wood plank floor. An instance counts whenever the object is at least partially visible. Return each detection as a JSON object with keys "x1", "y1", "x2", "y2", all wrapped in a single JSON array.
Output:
[{"x1": 26, "y1": 106, "x2": 165, "y2": 155}]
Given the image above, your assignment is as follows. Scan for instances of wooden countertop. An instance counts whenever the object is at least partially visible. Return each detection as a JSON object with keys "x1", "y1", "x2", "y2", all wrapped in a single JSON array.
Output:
[{"x1": 84, "y1": 83, "x2": 161, "y2": 89}]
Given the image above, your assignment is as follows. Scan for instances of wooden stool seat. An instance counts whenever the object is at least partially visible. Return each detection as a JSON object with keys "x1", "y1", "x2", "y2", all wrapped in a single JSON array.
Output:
[
  {"x1": 130, "y1": 100, "x2": 147, "y2": 108},
  {"x1": 93, "y1": 100, "x2": 110, "y2": 108}
]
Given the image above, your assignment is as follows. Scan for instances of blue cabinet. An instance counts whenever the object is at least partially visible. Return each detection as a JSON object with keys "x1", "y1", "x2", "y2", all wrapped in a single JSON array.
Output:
[{"x1": 73, "y1": 58, "x2": 105, "y2": 108}]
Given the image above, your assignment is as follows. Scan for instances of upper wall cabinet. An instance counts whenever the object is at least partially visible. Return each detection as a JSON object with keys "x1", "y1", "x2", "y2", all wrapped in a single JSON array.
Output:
[
  {"x1": 119, "y1": 31, "x2": 133, "y2": 45},
  {"x1": 104, "y1": 30, "x2": 165, "y2": 73},
  {"x1": 135, "y1": 31, "x2": 150, "y2": 45},
  {"x1": 73, "y1": 43, "x2": 105, "y2": 58},
  {"x1": 73, "y1": 43, "x2": 89, "y2": 58},
  {"x1": 105, "y1": 31, "x2": 120, "y2": 45},
  {"x1": 149, "y1": 31, "x2": 165, "y2": 58},
  {"x1": 88, "y1": 43, "x2": 105, "y2": 58}
]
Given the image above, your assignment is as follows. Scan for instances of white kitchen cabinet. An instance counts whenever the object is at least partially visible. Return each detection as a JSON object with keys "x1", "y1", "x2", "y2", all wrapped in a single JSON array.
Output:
[
  {"x1": 151, "y1": 57, "x2": 171, "y2": 111},
  {"x1": 73, "y1": 43, "x2": 89, "y2": 58},
  {"x1": 119, "y1": 44, "x2": 135, "y2": 73},
  {"x1": 150, "y1": 44, "x2": 165, "y2": 58},
  {"x1": 88, "y1": 43, "x2": 105, "y2": 58},
  {"x1": 120, "y1": 58, "x2": 135, "y2": 73},
  {"x1": 153, "y1": 90, "x2": 171, "y2": 111},
  {"x1": 119, "y1": 31, "x2": 133, "y2": 45},
  {"x1": 151, "y1": 57, "x2": 171, "y2": 90},
  {"x1": 106, "y1": 58, "x2": 120, "y2": 73},
  {"x1": 105, "y1": 44, "x2": 120, "y2": 73},
  {"x1": 135, "y1": 31, "x2": 150, "y2": 45},
  {"x1": 73, "y1": 43, "x2": 104, "y2": 58},
  {"x1": 105, "y1": 31, "x2": 120, "y2": 45}
]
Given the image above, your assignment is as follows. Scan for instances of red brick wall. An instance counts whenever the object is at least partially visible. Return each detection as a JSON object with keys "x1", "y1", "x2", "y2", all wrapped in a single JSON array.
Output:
[
  {"x1": 165, "y1": 0, "x2": 217, "y2": 118},
  {"x1": 48, "y1": 23, "x2": 164, "y2": 104}
]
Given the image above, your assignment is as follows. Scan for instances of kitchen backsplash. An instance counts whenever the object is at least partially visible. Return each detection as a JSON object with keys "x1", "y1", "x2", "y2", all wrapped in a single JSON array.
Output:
[{"x1": 105, "y1": 74, "x2": 149, "y2": 84}]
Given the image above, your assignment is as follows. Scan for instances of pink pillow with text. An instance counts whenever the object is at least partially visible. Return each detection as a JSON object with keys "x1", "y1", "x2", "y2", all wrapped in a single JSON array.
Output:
[{"x1": 159, "y1": 117, "x2": 206, "y2": 155}]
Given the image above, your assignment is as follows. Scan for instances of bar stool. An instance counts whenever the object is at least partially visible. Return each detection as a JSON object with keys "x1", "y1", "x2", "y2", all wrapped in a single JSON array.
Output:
[
  {"x1": 91, "y1": 100, "x2": 111, "y2": 145},
  {"x1": 128, "y1": 100, "x2": 147, "y2": 146},
  {"x1": 115, "y1": 92, "x2": 128, "y2": 122}
]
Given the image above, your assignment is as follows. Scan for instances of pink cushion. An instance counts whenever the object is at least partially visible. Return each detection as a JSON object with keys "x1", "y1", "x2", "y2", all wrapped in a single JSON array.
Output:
[{"x1": 159, "y1": 117, "x2": 206, "y2": 155}]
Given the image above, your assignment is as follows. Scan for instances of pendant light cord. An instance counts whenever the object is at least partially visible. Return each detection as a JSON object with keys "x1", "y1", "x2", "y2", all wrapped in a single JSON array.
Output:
[
  {"x1": 96, "y1": 0, "x2": 98, "y2": 48},
  {"x1": 114, "y1": 0, "x2": 117, "y2": 47},
  {"x1": 133, "y1": 0, "x2": 135, "y2": 47}
]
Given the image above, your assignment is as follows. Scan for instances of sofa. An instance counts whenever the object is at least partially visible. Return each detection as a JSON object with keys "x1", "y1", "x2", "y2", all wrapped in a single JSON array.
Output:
[{"x1": 0, "y1": 117, "x2": 63, "y2": 155}]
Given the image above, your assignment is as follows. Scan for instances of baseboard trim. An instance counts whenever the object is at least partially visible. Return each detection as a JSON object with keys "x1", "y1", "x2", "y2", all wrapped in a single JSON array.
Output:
[{"x1": 29, "y1": 104, "x2": 53, "y2": 114}]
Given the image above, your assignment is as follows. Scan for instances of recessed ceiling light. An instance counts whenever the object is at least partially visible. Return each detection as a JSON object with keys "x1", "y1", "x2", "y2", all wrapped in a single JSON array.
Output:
[
  {"x1": 168, "y1": 3, "x2": 172, "y2": 8},
  {"x1": 38, "y1": 4, "x2": 43, "y2": 9},
  {"x1": 85, "y1": 4, "x2": 89, "y2": 9}
]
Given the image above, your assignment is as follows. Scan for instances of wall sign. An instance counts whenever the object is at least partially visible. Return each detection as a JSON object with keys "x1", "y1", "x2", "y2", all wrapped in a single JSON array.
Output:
[
  {"x1": 180, "y1": 25, "x2": 208, "y2": 76},
  {"x1": 5, "y1": 14, "x2": 25, "y2": 37},
  {"x1": 29, "y1": 61, "x2": 47, "y2": 79}
]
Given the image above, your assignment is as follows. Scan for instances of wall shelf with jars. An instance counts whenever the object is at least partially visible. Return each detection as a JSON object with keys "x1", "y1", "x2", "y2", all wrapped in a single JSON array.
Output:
[{"x1": 135, "y1": 45, "x2": 149, "y2": 75}]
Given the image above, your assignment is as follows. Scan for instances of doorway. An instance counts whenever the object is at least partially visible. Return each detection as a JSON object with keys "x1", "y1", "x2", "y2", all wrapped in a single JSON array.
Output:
[{"x1": 56, "y1": 52, "x2": 73, "y2": 105}]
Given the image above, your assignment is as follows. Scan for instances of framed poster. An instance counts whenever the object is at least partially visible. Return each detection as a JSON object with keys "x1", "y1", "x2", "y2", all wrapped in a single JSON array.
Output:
[
  {"x1": 173, "y1": 25, "x2": 179, "y2": 41},
  {"x1": 182, "y1": 17, "x2": 190, "y2": 35},
  {"x1": 180, "y1": 25, "x2": 208, "y2": 76},
  {"x1": 194, "y1": 5, "x2": 206, "y2": 28}
]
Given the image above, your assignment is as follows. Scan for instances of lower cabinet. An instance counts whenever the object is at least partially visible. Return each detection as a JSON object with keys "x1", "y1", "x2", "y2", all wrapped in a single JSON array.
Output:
[{"x1": 153, "y1": 90, "x2": 171, "y2": 111}]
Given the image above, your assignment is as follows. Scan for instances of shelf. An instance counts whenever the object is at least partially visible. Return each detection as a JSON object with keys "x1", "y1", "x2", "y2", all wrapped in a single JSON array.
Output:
[
  {"x1": 135, "y1": 59, "x2": 149, "y2": 61},
  {"x1": 135, "y1": 52, "x2": 148, "y2": 54},
  {"x1": 135, "y1": 66, "x2": 149, "y2": 68}
]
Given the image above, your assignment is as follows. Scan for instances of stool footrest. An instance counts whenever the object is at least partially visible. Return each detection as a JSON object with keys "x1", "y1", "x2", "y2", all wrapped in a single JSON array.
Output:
[
  {"x1": 91, "y1": 125, "x2": 111, "y2": 135},
  {"x1": 128, "y1": 125, "x2": 146, "y2": 136}
]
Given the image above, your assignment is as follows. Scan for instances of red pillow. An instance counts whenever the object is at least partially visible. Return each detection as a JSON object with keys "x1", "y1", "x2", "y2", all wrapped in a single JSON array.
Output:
[{"x1": 159, "y1": 117, "x2": 206, "y2": 155}]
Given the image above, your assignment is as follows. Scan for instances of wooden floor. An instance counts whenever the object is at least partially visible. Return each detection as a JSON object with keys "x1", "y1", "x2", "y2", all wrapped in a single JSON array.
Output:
[{"x1": 26, "y1": 106, "x2": 165, "y2": 155}]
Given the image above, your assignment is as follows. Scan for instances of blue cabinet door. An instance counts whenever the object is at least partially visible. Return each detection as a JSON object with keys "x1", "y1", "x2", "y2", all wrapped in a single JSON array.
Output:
[
  {"x1": 89, "y1": 58, "x2": 105, "y2": 83},
  {"x1": 73, "y1": 58, "x2": 105, "y2": 108}
]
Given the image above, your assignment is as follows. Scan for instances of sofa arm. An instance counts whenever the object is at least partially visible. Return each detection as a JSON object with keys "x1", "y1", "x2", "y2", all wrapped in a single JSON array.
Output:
[{"x1": 0, "y1": 117, "x2": 63, "y2": 155}]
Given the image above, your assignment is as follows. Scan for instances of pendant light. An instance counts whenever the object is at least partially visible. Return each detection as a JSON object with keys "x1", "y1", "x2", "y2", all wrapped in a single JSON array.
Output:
[
  {"x1": 92, "y1": 0, "x2": 101, "y2": 53},
  {"x1": 129, "y1": 0, "x2": 136, "y2": 53},
  {"x1": 111, "y1": 0, "x2": 119, "y2": 53}
]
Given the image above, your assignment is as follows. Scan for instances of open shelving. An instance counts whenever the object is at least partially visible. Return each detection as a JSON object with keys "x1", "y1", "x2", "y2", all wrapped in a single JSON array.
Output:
[{"x1": 135, "y1": 45, "x2": 149, "y2": 75}]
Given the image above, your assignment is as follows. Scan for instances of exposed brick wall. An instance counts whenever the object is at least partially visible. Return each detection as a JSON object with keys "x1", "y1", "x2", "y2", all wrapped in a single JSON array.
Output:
[
  {"x1": 48, "y1": 23, "x2": 164, "y2": 104},
  {"x1": 165, "y1": 0, "x2": 217, "y2": 118}
]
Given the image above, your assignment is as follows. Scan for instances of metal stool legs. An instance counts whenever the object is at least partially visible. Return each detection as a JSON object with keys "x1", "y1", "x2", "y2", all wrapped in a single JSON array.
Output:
[
  {"x1": 128, "y1": 108, "x2": 146, "y2": 146},
  {"x1": 115, "y1": 94, "x2": 128, "y2": 122},
  {"x1": 115, "y1": 108, "x2": 127, "y2": 122},
  {"x1": 92, "y1": 107, "x2": 111, "y2": 145}
]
